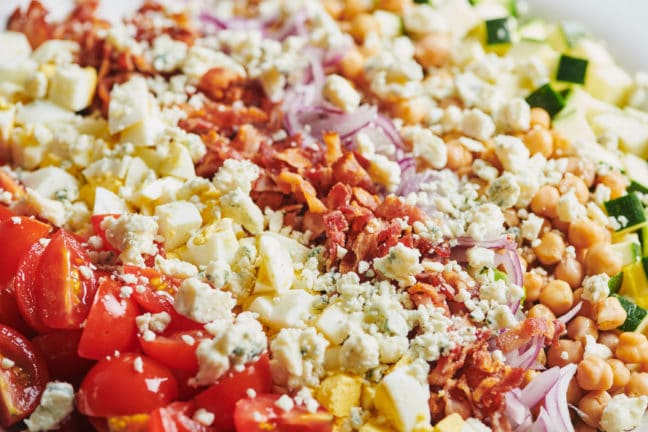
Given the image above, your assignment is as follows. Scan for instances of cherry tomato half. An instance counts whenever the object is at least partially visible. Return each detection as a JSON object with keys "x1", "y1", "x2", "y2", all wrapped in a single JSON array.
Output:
[
  {"x1": 0, "y1": 216, "x2": 50, "y2": 287},
  {"x1": 77, "y1": 278, "x2": 140, "y2": 361},
  {"x1": 36, "y1": 230, "x2": 97, "y2": 329},
  {"x1": 31, "y1": 330, "x2": 94, "y2": 385},
  {"x1": 140, "y1": 330, "x2": 205, "y2": 373},
  {"x1": 0, "y1": 324, "x2": 49, "y2": 428},
  {"x1": 78, "y1": 353, "x2": 178, "y2": 418},
  {"x1": 14, "y1": 241, "x2": 49, "y2": 334},
  {"x1": 234, "y1": 394, "x2": 333, "y2": 432},
  {"x1": 193, "y1": 355, "x2": 273, "y2": 431},
  {"x1": 147, "y1": 402, "x2": 213, "y2": 432}
]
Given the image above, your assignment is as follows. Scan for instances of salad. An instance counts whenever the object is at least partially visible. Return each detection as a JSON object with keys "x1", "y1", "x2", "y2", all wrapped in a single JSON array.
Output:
[{"x1": 1, "y1": 0, "x2": 648, "y2": 431}]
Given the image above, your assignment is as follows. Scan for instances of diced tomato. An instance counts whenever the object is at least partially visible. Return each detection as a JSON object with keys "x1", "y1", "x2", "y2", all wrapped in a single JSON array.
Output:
[
  {"x1": 139, "y1": 330, "x2": 205, "y2": 373},
  {"x1": 233, "y1": 394, "x2": 334, "y2": 432},
  {"x1": 77, "y1": 278, "x2": 140, "y2": 360},
  {"x1": 0, "y1": 285, "x2": 32, "y2": 336},
  {"x1": 0, "y1": 216, "x2": 50, "y2": 287},
  {"x1": 193, "y1": 354, "x2": 273, "y2": 431},
  {"x1": 0, "y1": 205, "x2": 12, "y2": 222},
  {"x1": 36, "y1": 230, "x2": 97, "y2": 329},
  {"x1": 147, "y1": 402, "x2": 213, "y2": 432},
  {"x1": 31, "y1": 330, "x2": 94, "y2": 385},
  {"x1": 0, "y1": 324, "x2": 49, "y2": 428},
  {"x1": 91, "y1": 214, "x2": 121, "y2": 254},
  {"x1": 77, "y1": 353, "x2": 178, "y2": 418},
  {"x1": 14, "y1": 241, "x2": 50, "y2": 334}
]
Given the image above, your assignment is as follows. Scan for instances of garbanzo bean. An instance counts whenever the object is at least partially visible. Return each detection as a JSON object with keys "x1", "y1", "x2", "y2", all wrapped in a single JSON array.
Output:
[
  {"x1": 585, "y1": 243, "x2": 622, "y2": 276},
  {"x1": 350, "y1": 13, "x2": 377, "y2": 42},
  {"x1": 626, "y1": 372, "x2": 648, "y2": 397},
  {"x1": 530, "y1": 107, "x2": 551, "y2": 129},
  {"x1": 554, "y1": 257, "x2": 584, "y2": 289},
  {"x1": 527, "y1": 304, "x2": 556, "y2": 320},
  {"x1": 559, "y1": 173, "x2": 590, "y2": 204},
  {"x1": 339, "y1": 47, "x2": 364, "y2": 80},
  {"x1": 568, "y1": 219, "x2": 608, "y2": 250},
  {"x1": 523, "y1": 127, "x2": 553, "y2": 157},
  {"x1": 606, "y1": 359, "x2": 630, "y2": 391},
  {"x1": 445, "y1": 140, "x2": 473, "y2": 171},
  {"x1": 552, "y1": 130, "x2": 573, "y2": 158},
  {"x1": 534, "y1": 231, "x2": 565, "y2": 266},
  {"x1": 530, "y1": 185, "x2": 560, "y2": 218},
  {"x1": 598, "y1": 171, "x2": 628, "y2": 199},
  {"x1": 578, "y1": 390, "x2": 611, "y2": 428},
  {"x1": 539, "y1": 279, "x2": 573, "y2": 315},
  {"x1": 566, "y1": 158, "x2": 596, "y2": 188},
  {"x1": 616, "y1": 332, "x2": 648, "y2": 364},
  {"x1": 568, "y1": 316, "x2": 599, "y2": 344},
  {"x1": 598, "y1": 331, "x2": 620, "y2": 353},
  {"x1": 574, "y1": 423, "x2": 596, "y2": 432},
  {"x1": 567, "y1": 377, "x2": 583, "y2": 405},
  {"x1": 547, "y1": 339, "x2": 583, "y2": 367},
  {"x1": 523, "y1": 271, "x2": 544, "y2": 302},
  {"x1": 415, "y1": 33, "x2": 451, "y2": 69},
  {"x1": 393, "y1": 98, "x2": 426, "y2": 125},
  {"x1": 577, "y1": 356, "x2": 614, "y2": 391},
  {"x1": 342, "y1": 0, "x2": 371, "y2": 18},
  {"x1": 596, "y1": 297, "x2": 627, "y2": 331}
]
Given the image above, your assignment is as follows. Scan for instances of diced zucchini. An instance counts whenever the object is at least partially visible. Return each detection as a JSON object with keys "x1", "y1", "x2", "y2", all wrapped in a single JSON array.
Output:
[
  {"x1": 623, "y1": 154, "x2": 648, "y2": 194},
  {"x1": 559, "y1": 20, "x2": 587, "y2": 48},
  {"x1": 526, "y1": 83, "x2": 565, "y2": 117},
  {"x1": 593, "y1": 110, "x2": 648, "y2": 159},
  {"x1": 619, "y1": 257, "x2": 648, "y2": 309},
  {"x1": 609, "y1": 272, "x2": 623, "y2": 295},
  {"x1": 485, "y1": 17, "x2": 511, "y2": 45},
  {"x1": 613, "y1": 294, "x2": 648, "y2": 332},
  {"x1": 641, "y1": 225, "x2": 648, "y2": 257},
  {"x1": 552, "y1": 107, "x2": 596, "y2": 143},
  {"x1": 604, "y1": 193, "x2": 647, "y2": 232},
  {"x1": 414, "y1": 0, "x2": 429, "y2": 3},
  {"x1": 585, "y1": 62, "x2": 633, "y2": 106},
  {"x1": 611, "y1": 233, "x2": 642, "y2": 267},
  {"x1": 517, "y1": 19, "x2": 548, "y2": 41},
  {"x1": 629, "y1": 181, "x2": 648, "y2": 195},
  {"x1": 556, "y1": 54, "x2": 589, "y2": 85}
]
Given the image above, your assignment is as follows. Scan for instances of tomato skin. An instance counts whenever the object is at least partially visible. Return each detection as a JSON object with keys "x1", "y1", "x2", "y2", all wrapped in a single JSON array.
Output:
[
  {"x1": 13, "y1": 241, "x2": 50, "y2": 334},
  {"x1": 193, "y1": 355, "x2": 273, "y2": 431},
  {"x1": 36, "y1": 230, "x2": 97, "y2": 329},
  {"x1": 90, "y1": 214, "x2": 121, "y2": 254},
  {"x1": 0, "y1": 205, "x2": 12, "y2": 222},
  {"x1": 78, "y1": 353, "x2": 178, "y2": 418},
  {"x1": 234, "y1": 394, "x2": 334, "y2": 432},
  {"x1": 0, "y1": 216, "x2": 50, "y2": 287},
  {"x1": 31, "y1": 330, "x2": 94, "y2": 385},
  {"x1": 147, "y1": 402, "x2": 213, "y2": 432},
  {"x1": 77, "y1": 278, "x2": 140, "y2": 360},
  {"x1": 139, "y1": 330, "x2": 204, "y2": 372},
  {"x1": 0, "y1": 324, "x2": 49, "y2": 428}
]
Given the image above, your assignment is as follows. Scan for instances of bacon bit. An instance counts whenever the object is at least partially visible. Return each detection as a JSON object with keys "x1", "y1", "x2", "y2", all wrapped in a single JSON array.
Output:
[
  {"x1": 323, "y1": 210, "x2": 348, "y2": 265},
  {"x1": 273, "y1": 148, "x2": 312, "y2": 170},
  {"x1": 302, "y1": 211, "x2": 326, "y2": 239},
  {"x1": 230, "y1": 125, "x2": 264, "y2": 158},
  {"x1": 275, "y1": 172, "x2": 327, "y2": 213},
  {"x1": 323, "y1": 131, "x2": 342, "y2": 165},
  {"x1": 198, "y1": 68, "x2": 245, "y2": 101},
  {"x1": 352, "y1": 187, "x2": 379, "y2": 211},
  {"x1": 497, "y1": 317, "x2": 565, "y2": 353},
  {"x1": 7, "y1": 1, "x2": 54, "y2": 47},
  {"x1": 408, "y1": 282, "x2": 449, "y2": 312},
  {"x1": 331, "y1": 153, "x2": 374, "y2": 191},
  {"x1": 374, "y1": 195, "x2": 427, "y2": 224},
  {"x1": 182, "y1": 101, "x2": 269, "y2": 133}
]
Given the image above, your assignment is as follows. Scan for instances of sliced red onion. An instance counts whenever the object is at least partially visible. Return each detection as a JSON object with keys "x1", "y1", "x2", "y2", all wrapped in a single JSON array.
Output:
[
  {"x1": 271, "y1": 9, "x2": 308, "y2": 40},
  {"x1": 543, "y1": 364, "x2": 576, "y2": 432},
  {"x1": 506, "y1": 335, "x2": 543, "y2": 369},
  {"x1": 558, "y1": 301, "x2": 583, "y2": 324},
  {"x1": 373, "y1": 113, "x2": 405, "y2": 151},
  {"x1": 199, "y1": 12, "x2": 271, "y2": 33},
  {"x1": 519, "y1": 366, "x2": 560, "y2": 407},
  {"x1": 506, "y1": 390, "x2": 533, "y2": 429}
]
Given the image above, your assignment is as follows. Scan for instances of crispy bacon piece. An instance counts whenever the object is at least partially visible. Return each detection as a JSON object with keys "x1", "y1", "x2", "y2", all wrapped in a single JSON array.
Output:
[
  {"x1": 323, "y1": 131, "x2": 342, "y2": 165},
  {"x1": 497, "y1": 317, "x2": 565, "y2": 353},
  {"x1": 276, "y1": 172, "x2": 327, "y2": 213},
  {"x1": 331, "y1": 153, "x2": 374, "y2": 191},
  {"x1": 323, "y1": 210, "x2": 348, "y2": 264},
  {"x1": 408, "y1": 282, "x2": 450, "y2": 311},
  {"x1": 198, "y1": 68, "x2": 246, "y2": 102},
  {"x1": 8, "y1": 1, "x2": 55, "y2": 47},
  {"x1": 374, "y1": 195, "x2": 427, "y2": 224}
]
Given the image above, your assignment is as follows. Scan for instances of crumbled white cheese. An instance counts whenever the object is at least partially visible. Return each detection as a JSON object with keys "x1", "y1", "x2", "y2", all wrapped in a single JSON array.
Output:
[
  {"x1": 581, "y1": 274, "x2": 610, "y2": 304},
  {"x1": 461, "y1": 108, "x2": 495, "y2": 141},
  {"x1": 174, "y1": 277, "x2": 235, "y2": 323},
  {"x1": 599, "y1": 394, "x2": 648, "y2": 432},
  {"x1": 100, "y1": 214, "x2": 159, "y2": 265},
  {"x1": 487, "y1": 173, "x2": 520, "y2": 209},
  {"x1": 213, "y1": 158, "x2": 261, "y2": 194},
  {"x1": 24, "y1": 382, "x2": 75, "y2": 432},
  {"x1": 270, "y1": 327, "x2": 329, "y2": 389},
  {"x1": 323, "y1": 74, "x2": 361, "y2": 112},
  {"x1": 339, "y1": 329, "x2": 380, "y2": 374},
  {"x1": 521, "y1": 213, "x2": 545, "y2": 241},
  {"x1": 467, "y1": 247, "x2": 495, "y2": 269},
  {"x1": 373, "y1": 243, "x2": 423, "y2": 288}
]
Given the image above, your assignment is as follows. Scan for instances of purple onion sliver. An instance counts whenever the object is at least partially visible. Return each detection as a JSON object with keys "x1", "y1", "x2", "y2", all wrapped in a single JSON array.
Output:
[
  {"x1": 519, "y1": 366, "x2": 560, "y2": 407},
  {"x1": 557, "y1": 301, "x2": 583, "y2": 324}
]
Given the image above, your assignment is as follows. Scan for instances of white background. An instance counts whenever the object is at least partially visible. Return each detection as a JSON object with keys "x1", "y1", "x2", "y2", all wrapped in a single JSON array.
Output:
[{"x1": 0, "y1": 0, "x2": 646, "y2": 72}]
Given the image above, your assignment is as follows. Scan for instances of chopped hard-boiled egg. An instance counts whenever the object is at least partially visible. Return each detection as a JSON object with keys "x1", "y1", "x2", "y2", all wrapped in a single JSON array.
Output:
[
  {"x1": 108, "y1": 77, "x2": 157, "y2": 135},
  {"x1": 155, "y1": 201, "x2": 203, "y2": 250},
  {"x1": 316, "y1": 374, "x2": 363, "y2": 418},
  {"x1": 248, "y1": 290, "x2": 317, "y2": 330},
  {"x1": 0, "y1": 31, "x2": 32, "y2": 61},
  {"x1": 374, "y1": 367, "x2": 431, "y2": 432},
  {"x1": 48, "y1": 64, "x2": 97, "y2": 112},
  {"x1": 180, "y1": 218, "x2": 238, "y2": 266},
  {"x1": 254, "y1": 232, "x2": 295, "y2": 294}
]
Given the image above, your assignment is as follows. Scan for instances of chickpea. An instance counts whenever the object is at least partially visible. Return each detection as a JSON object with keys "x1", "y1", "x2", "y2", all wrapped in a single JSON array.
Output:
[
  {"x1": 585, "y1": 243, "x2": 622, "y2": 276},
  {"x1": 322, "y1": 0, "x2": 344, "y2": 18},
  {"x1": 574, "y1": 423, "x2": 596, "y2": 432},
  {"x1": 568, "y1": 219, "x2": 608, "y2": 250},
  {"x1": 577, "y1": 356, "x2": 614, "y2": 391},
  {"x1": 598, "y1": 171, "x2": 628, "y2": 199},
  {"x1": 554, "y1": 257, "x2": 584, "y2": 289},
  {"x1": 445, "y1": 140, "x2": 473, "y2": 171},
  {"x1": 539, "y1": 279, "x2": 573, "y2": 315},
  {"x1": 527, "y1": 304, "x2": 556, "y2": 320},
  {"x1": 522, "y1": 127, "x2": 553, "y2": 157},
  {"x1": 567, "y1": 377, "x2": 584, "y2": 405},
  {"x1": 606, "y1": 359, "x2": 631, "y2": 391},
  {"x1": 530, "y1": 107, "x2": 551, "y2": 129},
  {"x1": 533, "y1": 231, "x2": 565, "y2": 266},
  {"x1": 559, "y1": 173, "x2": 590, "y2": 204},
  {"x1": 342, "y1": 0, "x2": 371, "y2": 18},
  {"x1": 530, "y1": 185, "x2": 560, "y2": 218},
  {"x1": 568, "y1": 316, "x2": 599, "y2": 344},
  {"x1": 552, "y1": 130, "x2": 573, "y2": 158},
  {"x1": 376, "y1": 0, "x2": 409, "y2": 13},
  {"x1": 596, "y1": 297, "x2": 627, "y2": 331},
  {"x1": 551, "y1": 217, "x2": 570, "y2": 235},
  {"x1": 627, "y1": 372, "x2": 648, "y2": 396},
  {"x1": 415, "y1": 33, "x2": 451, "y2": 69},
  {"x1": 566, "y1": 158, "x2": 596, "y2": 188},
  {"x1": 598, "y1": 331, "x2": 620, "y2": 353},
  {"x1": 616, "y1": 332, "x2": 648, "y2": 364},
  {"x1": 339, "y1": 47, "x2": 364, "y2": 80},
  {"x1": 547, "y1": 339, "x2": 584, "y2": 367},
  {"x1": 350, "y1": 13, "x2": 376, "y2": 43},
  {"x1": 524, "y1": 271, "x2": 544, "y2": 303},
  {"x1": 578, "y1": 390, "x2": 611, "y2": 428},
  {"x1": 393, "y1": 98, "x2": 426, "y2": 125}
]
